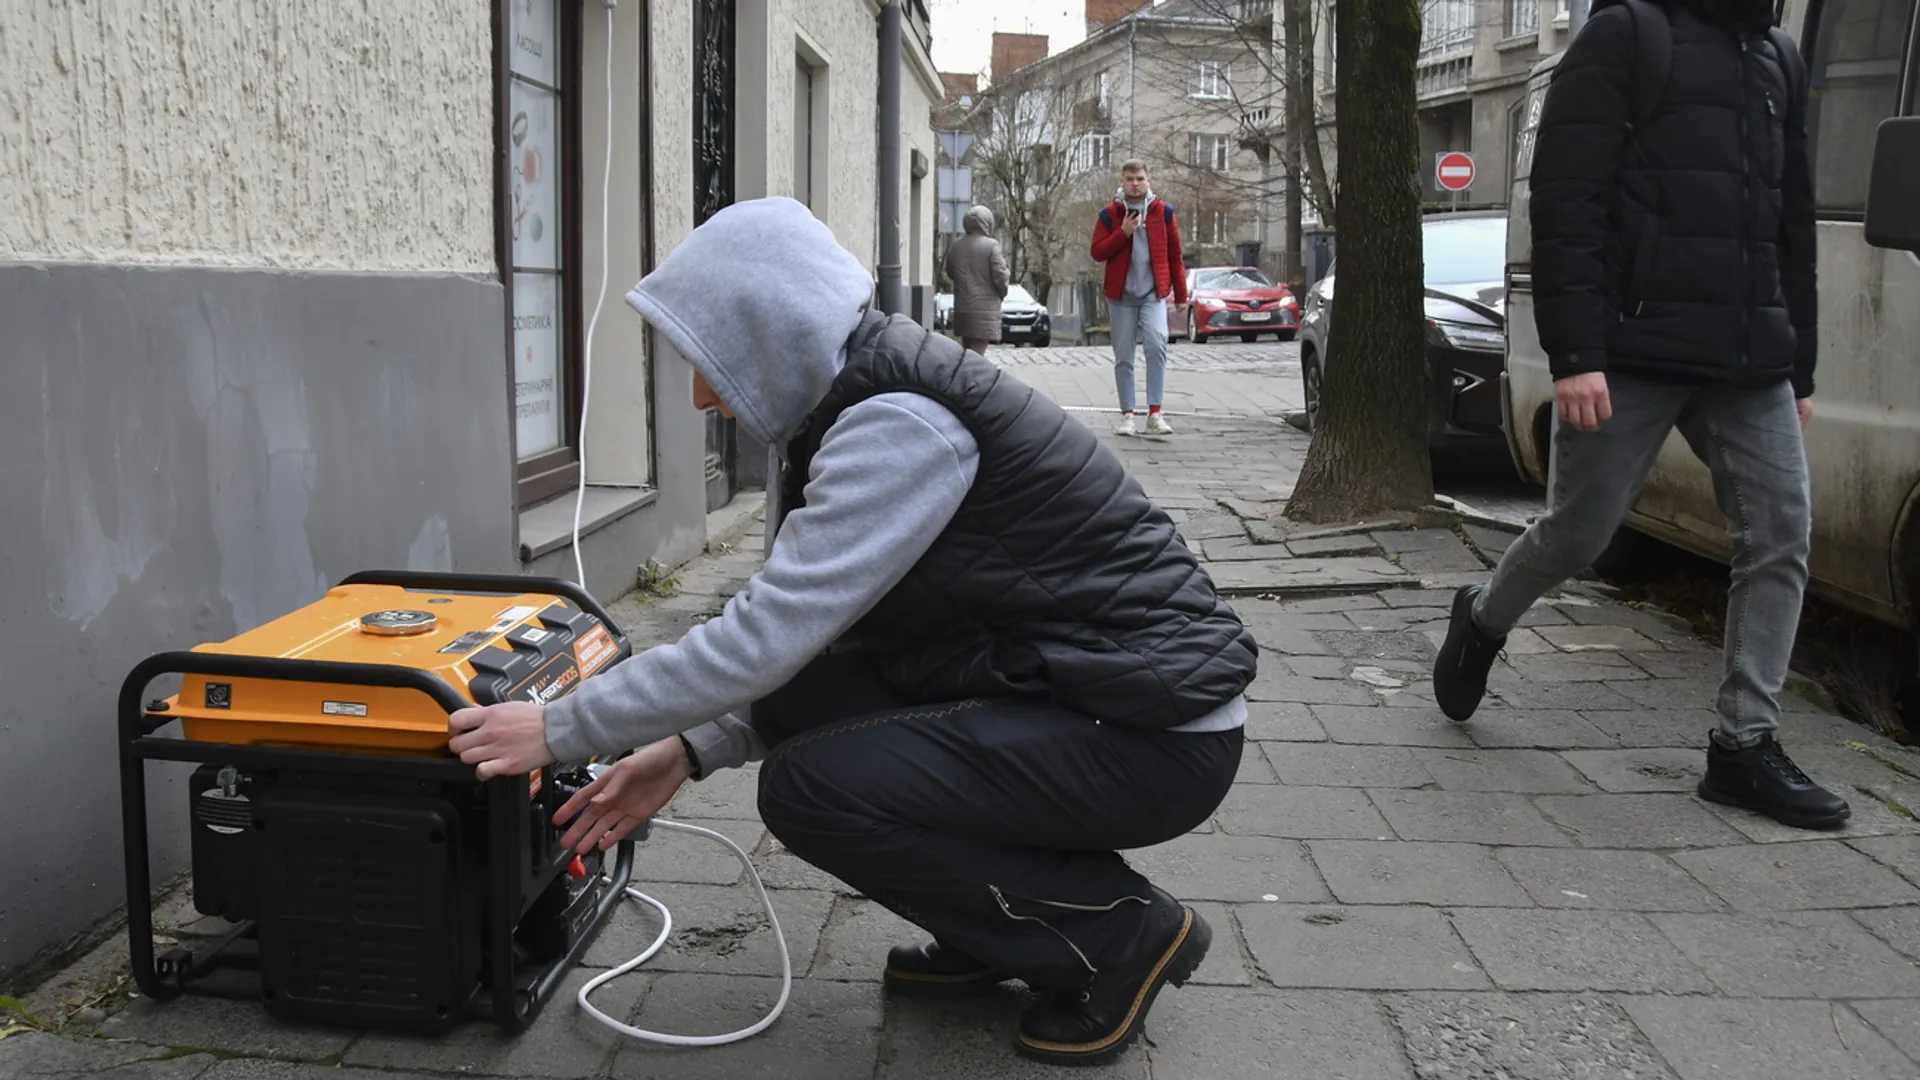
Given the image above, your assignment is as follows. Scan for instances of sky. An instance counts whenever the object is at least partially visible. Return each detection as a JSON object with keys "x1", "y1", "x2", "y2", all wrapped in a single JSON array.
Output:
[{"x1": 923, "y1": 0, "x2": 1091, "y2": 82}]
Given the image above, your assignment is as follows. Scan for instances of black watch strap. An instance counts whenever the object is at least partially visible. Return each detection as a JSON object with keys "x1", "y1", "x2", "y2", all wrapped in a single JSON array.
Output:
[{"x1": 677, "y1": 733, "x2": 703, "y2": 781}]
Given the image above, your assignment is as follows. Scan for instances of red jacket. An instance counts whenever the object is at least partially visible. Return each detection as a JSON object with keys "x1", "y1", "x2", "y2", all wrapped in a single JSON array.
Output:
[{"x1": 1090, "y1": 198, "x2": 1188, "y2": 305}]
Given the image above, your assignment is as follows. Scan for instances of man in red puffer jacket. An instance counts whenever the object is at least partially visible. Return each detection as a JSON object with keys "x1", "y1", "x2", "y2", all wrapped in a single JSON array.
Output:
[{"x1": 1090, "y1": 160, "x2": 1187, "y2": 437}]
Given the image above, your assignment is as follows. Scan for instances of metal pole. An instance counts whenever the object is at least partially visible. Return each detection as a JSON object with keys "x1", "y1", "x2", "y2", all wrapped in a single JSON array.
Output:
[{"x1": 877, "y1": 0, "x2": 904, "y2": 315}]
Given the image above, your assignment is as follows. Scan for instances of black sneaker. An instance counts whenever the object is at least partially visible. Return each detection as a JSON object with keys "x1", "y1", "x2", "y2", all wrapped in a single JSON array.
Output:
[
  {"x1": 1013, "y1": 888, "x2": 1210, "y2": 1067},
  {"x1": 1697, "y1": 732, "x2": 1851, "y2": 830},
  {"x1": 883, "y1": 940, "x2": 1011, "y2": 998},
  {"x1": 1433, "y1": 584, "x2": 1505, "y2": 722}
]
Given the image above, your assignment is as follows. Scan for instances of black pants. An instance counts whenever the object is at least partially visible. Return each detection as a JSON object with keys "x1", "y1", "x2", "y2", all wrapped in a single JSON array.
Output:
[{"x1": 752, "y1": 654, "x2": 1242, "y2": 992}]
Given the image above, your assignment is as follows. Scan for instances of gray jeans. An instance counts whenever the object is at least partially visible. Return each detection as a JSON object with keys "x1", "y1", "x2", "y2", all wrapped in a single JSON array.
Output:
[
  {"x1": 1471, "y1": 373, "x2": 1811, "y2": 746},
  {"x1": 1110, "y1": 296, "x2": 1169, "y2": 412}
]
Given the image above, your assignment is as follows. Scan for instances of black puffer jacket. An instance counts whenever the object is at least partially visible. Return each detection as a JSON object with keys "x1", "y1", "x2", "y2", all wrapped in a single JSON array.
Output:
[
  {"x1": 783, "y1": 311, "x2": 1259, "y2": 729},
  {"x1": 1531, "y1": 0, "x2": 1818, "y2": 396}
]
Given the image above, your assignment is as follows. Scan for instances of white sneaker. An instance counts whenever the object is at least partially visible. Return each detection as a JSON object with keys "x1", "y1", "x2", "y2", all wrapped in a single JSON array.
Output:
[
  {"x1": 1144, "y1": 412, "x2": 1174, "y2": 436},
  {"x1": 1114, "y1": 413, "x2": 1137, "y2": 436}
]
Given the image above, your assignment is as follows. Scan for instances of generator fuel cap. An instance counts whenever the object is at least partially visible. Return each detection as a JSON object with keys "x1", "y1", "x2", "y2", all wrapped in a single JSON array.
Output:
[{"x1": 358, "y1": 609, "x2": 439, "y2": 636}]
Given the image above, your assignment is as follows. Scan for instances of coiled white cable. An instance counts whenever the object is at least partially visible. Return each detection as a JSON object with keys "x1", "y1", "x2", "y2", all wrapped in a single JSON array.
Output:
[{"x1": 575, "y1": 819, "x2": 792, "y2": 1045}]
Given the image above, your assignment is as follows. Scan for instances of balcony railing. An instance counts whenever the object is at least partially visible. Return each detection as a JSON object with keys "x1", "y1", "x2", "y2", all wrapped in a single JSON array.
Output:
[{"x1": 1416, "y1": 54, "x2": 1472, "y2": 98}]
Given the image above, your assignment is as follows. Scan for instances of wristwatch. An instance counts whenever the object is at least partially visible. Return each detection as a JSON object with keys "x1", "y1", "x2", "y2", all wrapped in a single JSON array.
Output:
[{"x1": 677, "y1": 733, "x2": 703, "y2": 781}]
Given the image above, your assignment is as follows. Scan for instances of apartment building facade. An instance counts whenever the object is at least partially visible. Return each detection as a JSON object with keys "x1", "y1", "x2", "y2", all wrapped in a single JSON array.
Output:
[{"x1": 961, "y1": 0, "x2": 1287, "y2": 325}]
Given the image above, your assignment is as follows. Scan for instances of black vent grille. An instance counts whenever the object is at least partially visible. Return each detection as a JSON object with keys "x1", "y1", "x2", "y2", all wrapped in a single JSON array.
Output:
[
  {"x1": 257, "y1": 796, "x2": 459, "y2": 1022},
  {"x1": 196, "y1": 792, "x2": 251, "y2": 831}
]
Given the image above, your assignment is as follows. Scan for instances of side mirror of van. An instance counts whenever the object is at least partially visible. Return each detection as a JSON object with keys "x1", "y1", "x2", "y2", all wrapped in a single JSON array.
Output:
[{"x1": 1865, "y1": 117, "x2": 1920, "y2": 253}]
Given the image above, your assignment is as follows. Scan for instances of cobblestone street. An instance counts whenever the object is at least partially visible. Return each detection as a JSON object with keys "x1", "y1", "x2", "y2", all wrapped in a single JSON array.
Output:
[{"x1": 9, "y1": 347, "x2": 1920, "y2": 1080}]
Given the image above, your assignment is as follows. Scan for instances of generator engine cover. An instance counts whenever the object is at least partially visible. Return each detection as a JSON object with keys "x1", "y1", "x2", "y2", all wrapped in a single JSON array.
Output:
[{"x1": 162, "y1": 582, "x2": 624, "y2": 755}]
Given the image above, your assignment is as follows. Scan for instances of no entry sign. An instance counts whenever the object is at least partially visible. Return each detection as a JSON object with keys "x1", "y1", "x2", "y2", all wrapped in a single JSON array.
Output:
[{"x1": 1436, "y1": 151, "x2": 1475, "y2": 192}]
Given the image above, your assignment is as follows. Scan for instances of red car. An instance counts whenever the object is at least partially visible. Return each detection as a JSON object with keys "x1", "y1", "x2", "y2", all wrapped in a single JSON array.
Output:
[{"x1": 1169, "y1": 266, "x2": 1299, "y2": 343}]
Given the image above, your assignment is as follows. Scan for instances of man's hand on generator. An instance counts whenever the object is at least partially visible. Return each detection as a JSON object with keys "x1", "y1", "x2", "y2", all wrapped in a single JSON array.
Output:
[
  {"x1": 448, "y1": 701, "x2": 557, "y2": 779},
  {"x1": 554, "y1": 737, "x2": 694, "y2": 854}
]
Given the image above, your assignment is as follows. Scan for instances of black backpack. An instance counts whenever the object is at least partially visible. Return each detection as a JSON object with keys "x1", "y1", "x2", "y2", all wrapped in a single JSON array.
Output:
[{"x1": 1610, "y1": 0, "x2": 1807, "y2": 130}]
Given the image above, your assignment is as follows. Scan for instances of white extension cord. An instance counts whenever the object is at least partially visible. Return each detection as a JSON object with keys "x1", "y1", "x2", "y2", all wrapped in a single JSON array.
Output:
[
  {"x1": 565, "y1": 0, "x2": 792, "y2": 1047},
  {"x1": 575, "y1": 819, "x2": 792, "y2": 1045}
]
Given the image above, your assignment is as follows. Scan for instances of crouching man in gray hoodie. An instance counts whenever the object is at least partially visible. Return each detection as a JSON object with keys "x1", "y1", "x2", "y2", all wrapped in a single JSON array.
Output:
[{"x1": 446, "y1": 197, "x2": 1256, "y2": 1066}]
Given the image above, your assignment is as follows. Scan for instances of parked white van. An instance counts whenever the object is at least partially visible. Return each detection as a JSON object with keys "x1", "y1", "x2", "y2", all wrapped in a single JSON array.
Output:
[{"x1": 1502, "y1": 0, "x2": 1920, "y2": 631}]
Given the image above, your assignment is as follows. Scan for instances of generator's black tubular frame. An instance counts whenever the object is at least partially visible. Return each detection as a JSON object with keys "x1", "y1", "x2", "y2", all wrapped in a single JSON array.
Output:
[
  {"x1": 117, "y1": 650, "x2": 634, "y2": 1034},
  {"x1": 336, "y1": 569, "x2": 626, "y2": 634}
]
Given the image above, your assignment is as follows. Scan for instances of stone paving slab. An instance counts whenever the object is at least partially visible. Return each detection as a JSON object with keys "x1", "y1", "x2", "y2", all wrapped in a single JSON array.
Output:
[{"x1": 10, "y1": 350, "x2": 1920, "y2": 1078}]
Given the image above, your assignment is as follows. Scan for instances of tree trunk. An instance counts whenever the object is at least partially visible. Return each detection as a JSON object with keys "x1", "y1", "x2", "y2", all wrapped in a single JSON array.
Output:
[
  {"x1": 1284, "y1": 0, "x2": 1431, "y2": 524},
  {"x1": 1288, "y1": 0, "x2": 1337, "y2": 231},
  {"x1": 1284, "y1": 158, "x2": 1304, "y2": 294},
  {"x1": 1282, "y1": 0, "x2": 1308, "y2": 290}
]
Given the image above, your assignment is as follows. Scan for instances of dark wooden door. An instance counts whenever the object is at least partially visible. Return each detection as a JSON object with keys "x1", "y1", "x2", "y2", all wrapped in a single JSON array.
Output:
[{"x1": 694, "y1": 0, "x2": 738, "y2": 513}]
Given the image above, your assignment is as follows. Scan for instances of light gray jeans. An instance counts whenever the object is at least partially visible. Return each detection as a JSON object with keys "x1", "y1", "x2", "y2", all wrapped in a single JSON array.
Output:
[
  {"x1": 1110, "y1": 296, "x2": 1169, "y2": 412},
  {"x1": 1471, "y1": 373, "x2": 1812, "y2": 747}
]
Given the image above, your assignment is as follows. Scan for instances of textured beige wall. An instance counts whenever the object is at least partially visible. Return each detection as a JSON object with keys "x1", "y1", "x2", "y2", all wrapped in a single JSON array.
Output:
[{"x1": 1, "y1": 0, "x2": 496, "y2": 271}]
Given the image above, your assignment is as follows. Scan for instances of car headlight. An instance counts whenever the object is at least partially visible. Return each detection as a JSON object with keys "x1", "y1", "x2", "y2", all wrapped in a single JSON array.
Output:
[{"x1": 1427, "y1": 319, "x2": 1505, "y2": 353}]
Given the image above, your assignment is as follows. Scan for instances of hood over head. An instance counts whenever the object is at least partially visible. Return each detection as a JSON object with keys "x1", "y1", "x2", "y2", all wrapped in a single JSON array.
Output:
[
  {"x1": 624, "y1": 197, "x2": 875, "y2": 449},
  {"x1": 963, "y1": 205, "x2": 995, "y2": 235}
]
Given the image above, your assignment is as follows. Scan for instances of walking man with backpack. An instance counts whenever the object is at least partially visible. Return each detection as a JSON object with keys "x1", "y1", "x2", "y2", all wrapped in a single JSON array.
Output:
[
  {"x1": 1091, "y1": 160, "x2": 1187, "y2": 437},
  {"x1": 1432, "y1": 0, "x2": 1851, "y2": 829}
]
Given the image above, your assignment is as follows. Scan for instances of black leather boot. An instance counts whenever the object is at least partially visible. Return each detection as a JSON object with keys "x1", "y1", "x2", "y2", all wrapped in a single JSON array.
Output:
[
  {"x1": 1013, "y1": 888, "x2": 1210, "y2": 1067},
  {"x1": 882, "y1": 940, "x2": 1011, "y2": 998},
  {"x1": 1697, "y1": 731, "x2": 1851, "y2": 830}
]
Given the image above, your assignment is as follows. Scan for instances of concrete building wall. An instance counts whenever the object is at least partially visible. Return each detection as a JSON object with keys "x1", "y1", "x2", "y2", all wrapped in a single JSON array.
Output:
[
  {"x1": 0, "y1": 0, "x2": 512, "y2": 984},
  {"x1": 1, "y1": 0, "x2": 496, "y2": 271}
]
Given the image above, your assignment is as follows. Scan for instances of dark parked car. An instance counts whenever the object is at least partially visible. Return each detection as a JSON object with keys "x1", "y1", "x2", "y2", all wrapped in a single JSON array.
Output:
[
  {"x1": 1170, "y1": 266, "x2": 1299, "y2": 342},
  {"x1": 1297, "y1": 211, "x2": 1509, "y2": 452},
  {"x1": 1000, "y1": 285, "x2": 1050, "y2": 347}
]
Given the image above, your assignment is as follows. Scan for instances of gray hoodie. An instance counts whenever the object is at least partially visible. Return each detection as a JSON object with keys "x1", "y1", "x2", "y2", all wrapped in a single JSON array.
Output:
[
  {"x1": 1120, "y1": 184, "x2": 1157, "y2": 303},
  {"x1": 541, "y1": 197, "x2": 1241, "y2": 775}
]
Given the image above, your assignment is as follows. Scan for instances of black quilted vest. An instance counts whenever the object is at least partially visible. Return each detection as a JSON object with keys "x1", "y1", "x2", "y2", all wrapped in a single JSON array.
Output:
[{"x1": 780, "y1": 310, "x2": 1258, "y2": 729}]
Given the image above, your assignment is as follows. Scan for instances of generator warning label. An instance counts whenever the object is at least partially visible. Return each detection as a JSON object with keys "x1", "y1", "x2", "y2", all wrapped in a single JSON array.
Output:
[
  {"x1": 574, "y1": 625, "x2": 618, "y2": 675},
  {"x1": 322, "y1": 700, "x2": 369, "y2": 717}
]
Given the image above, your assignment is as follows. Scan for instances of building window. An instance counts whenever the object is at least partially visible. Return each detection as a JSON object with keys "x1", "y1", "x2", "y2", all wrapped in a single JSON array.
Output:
[
  {"x1": 1191, "y1": 59, "x2": 1230, "y2": 99},
  {"x1": 502, "y1": 0, "x2": 582, "y2": 506},
  {"x1": 1805, "y1": 0, "x2": 1915, "y2": 215},
  {"x1": 1097, "y1": 69, "x2": 1111, "y2": 111},
  {"x1": 1202, "y1": 209, "x2": 1229, "y2": 244},
  {"x1": 794, "y1": 46, "x2": 829, "y2": 215},
  {"x1": 1073, "y1": 132, "x2": 1113, "y2": 174},
  {"x1": 1192, "y1": 132, "x2": 1231, "y2": 170},
  {"x1": 1507, "y1": 0, "x2": 1539, "y2": 36},
  {"x1": 1420, "y1": 0, "x2": 1475, "y2": 60}
]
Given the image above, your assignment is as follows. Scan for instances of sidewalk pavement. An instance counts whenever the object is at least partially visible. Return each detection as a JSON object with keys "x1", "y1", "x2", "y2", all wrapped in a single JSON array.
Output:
[{"x1": 7, "y1": 354, "x2": 1920, "y2": 1080}]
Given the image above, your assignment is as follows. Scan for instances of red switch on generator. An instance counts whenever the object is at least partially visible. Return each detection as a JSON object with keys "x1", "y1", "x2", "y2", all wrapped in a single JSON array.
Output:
[{"x1": 566, "y1": 855, "x2": 587, "y2": 880}]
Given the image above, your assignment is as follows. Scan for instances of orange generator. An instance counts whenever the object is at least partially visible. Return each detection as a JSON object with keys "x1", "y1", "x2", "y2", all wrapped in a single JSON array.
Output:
[{"x1": 117, "y1": 571, "x2": 635, "y2": 1034}]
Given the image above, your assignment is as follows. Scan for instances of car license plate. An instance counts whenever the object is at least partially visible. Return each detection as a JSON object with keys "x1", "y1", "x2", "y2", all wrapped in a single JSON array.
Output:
[{"x1": 1240, "y1": 312, "x2": 1271, "y2": 322}]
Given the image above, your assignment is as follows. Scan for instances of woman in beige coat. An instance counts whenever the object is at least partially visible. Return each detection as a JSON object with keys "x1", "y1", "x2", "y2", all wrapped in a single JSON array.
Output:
[{"x1": 944, "y1": 205, "x2": 1010, "y2": 355}]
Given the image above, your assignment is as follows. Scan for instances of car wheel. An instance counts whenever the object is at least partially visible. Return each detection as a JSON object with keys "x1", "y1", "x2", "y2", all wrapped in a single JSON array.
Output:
[
  {"x1": 1035, "y1": 336, "x2": 1050, "y2": 348},
  {"x1": 1189, "y1": 310, "x2": 1209, "y2": 344},
  {"x1": 1301, "y1": 348, "x2": 1322, "y2": 432},
  {"x1": 1278, "y1": 329, "x2": 1296, "y2": 342}
]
